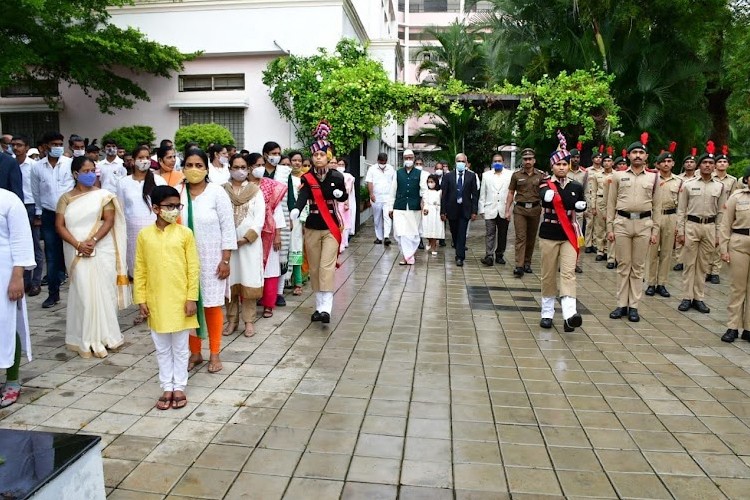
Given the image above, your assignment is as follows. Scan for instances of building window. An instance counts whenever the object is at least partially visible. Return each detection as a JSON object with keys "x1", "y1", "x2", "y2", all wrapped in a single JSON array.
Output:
[
  {"x1": 0, "y1": 112, "x2": 60, "y2": 142},
  {"x1": 179, "y1": 74, "x2": 245, "y2": 92},
  {"x1": 178, "y1": 108, "x2": 244, "y2": 148},
  {"x1": 1, "y1": 79, "x2": 59, "y2": 98}
]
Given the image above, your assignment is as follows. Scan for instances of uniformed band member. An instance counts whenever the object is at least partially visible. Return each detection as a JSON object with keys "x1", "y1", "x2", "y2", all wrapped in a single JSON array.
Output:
[
  {"x1": 584, "y1": 146, "x2": 604, "y2": 253},
  {"x1": 719, "y1": 167, "x2": 750, "y2": 342},
  {"x1": 673, "y1": 149, "x2": 698, "y2": 271},
  {"x1": 539, "y1": 132, "x2": 586, "y2": 332},
  {"x1": 607, "y1": 133, "x2": 660, "y2": 322},
  {"x1": 707, "y1": 145, "x2": 737, "y2": 284},
  {"x1": 645, "y1": 143, "x2": 681, "y2": 298},
  {"x1": 567, "y1": 143, "x2": 587, "y2": 273},
  {"x1": 589, "y1": 148, "x2": 614, "y2": 262},
  {"x1": 291, "y1": 120, "x2": 348, "y2": 324},
  {"x1": 676, "y1": 143, "x2": 727, "y2": 314},
  {"x1": 506, "y1": 148, "x2": 544, "y2": 277}
]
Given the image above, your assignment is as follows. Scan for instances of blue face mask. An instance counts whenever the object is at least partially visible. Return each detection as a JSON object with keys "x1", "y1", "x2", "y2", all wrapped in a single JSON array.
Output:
[
  {"x1": 77, "y1": 171, "x2": 97, "y2": 187},
  {"x1": 455, "y1": 162, "x2": 466, "y2": 172},
  {"x1": 493, "y1": 162, "x2": 504, "y2": 171}
]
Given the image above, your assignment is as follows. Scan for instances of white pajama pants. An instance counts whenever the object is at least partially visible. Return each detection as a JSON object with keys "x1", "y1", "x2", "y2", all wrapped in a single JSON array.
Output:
[
  {"x1": 372, "y1": 201, "x2": 391, "y2": 240},
  {"x1": 151, "y1": 330, "x2": 189, "y2": 392}
]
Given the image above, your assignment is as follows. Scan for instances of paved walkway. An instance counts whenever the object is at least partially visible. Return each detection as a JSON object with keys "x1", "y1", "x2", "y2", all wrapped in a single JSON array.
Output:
[{"x1": 3, "y1": 221, "x2": 750, "y2": 499}]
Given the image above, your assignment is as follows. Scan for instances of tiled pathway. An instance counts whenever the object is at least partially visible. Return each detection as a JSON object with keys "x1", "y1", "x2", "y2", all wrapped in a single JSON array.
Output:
[{"x1": 3, "y1": 221, "x2": 750, "y2": 499}]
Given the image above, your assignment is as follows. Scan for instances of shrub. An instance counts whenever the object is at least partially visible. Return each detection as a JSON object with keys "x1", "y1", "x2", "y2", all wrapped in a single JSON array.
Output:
[
  {"x1": 174, "y1": 123, "x2": 235, "y2": 154},
  {"x1": 102, "y1": 125, "x2": 156, "y2": 152},
  {"x1": 728, "y1": 158, "x2": 750, "y2": 180}
]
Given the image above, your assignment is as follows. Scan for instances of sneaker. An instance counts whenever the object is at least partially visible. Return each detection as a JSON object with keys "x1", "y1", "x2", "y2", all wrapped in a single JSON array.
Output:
[{"x1": 0, "y1": 384, "x2": 20, "y2": 408}]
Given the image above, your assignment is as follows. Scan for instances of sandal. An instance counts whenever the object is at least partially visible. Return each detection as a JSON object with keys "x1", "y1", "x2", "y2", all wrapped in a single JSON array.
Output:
[
  {"x1": 263, "y1": 308, "x2": 273, "y2": 318},
  {"x1": 244, "y1": 323, "x2": 255, "y2": 337},
  {"x1": 207, "y1": 354, "x2": 223, "y2": 373},
  {"x1": 171, "y1": 391, "x2": 187, "y2": 409},
  {"x1": 156, "y1": 391, "x2": 173, "y2": 410},
  {"x1": 187, "y1": 354, "x2": 204, "y2": 371},
  {"x1": 293, "y1": 286, "x2": 303, "y2": 296},
  {"x1": 222, "y1": 321, "x2": 238, "y2": 336}
]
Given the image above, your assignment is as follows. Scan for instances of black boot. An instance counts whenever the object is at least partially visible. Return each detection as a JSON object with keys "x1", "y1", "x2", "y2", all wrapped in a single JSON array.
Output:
[
  {"x1": 481, "y1": 256, "x2": 494, "y2": 266},
  {"x1": 677, "y1": 299, "x2": 692, "y2": 311},
  {"x1": 692, "y1": 300, "x2": 710, "y2": 314},
  {"x1": 609, "y1": 307, "x2": 628, "y2": 319},
  {"x1": 628, "y1": 308, "x2": 640, "y2": 322},
  {"x1": 645, "y1": 286, "x2": 655, "y2": 296},
  {"x1": 564, "y1": 314, "x2": 582, "y2": 332},
  {"x1": 722, "y1": 329, "x2": 739, "y2": 343},
  {"x1": 655, "y1": 285, "x2": 671, "y2": 298},
  {"x1": 513, "y1": 267, "x2": 524, "y2": 278},
  {"x1": 539, "y1": 318, "x2": 553, "y2": 329}
]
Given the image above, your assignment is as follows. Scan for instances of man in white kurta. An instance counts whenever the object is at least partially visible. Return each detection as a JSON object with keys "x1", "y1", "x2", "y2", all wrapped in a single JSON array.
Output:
[
  {"x1": 388, "y1": 155, "x2": 423, "y2": 265},
  {"x1": 366, "y1": 153, "x2": 395, "y2": 245},
  {"x1": 0, "y1": 189, "x2": 37, "y2": 407}
]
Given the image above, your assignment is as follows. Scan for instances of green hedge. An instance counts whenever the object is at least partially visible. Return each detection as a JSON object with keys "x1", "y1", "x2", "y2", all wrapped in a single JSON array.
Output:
[
  {"x1": 102, "y1": 125, "x2": 156, "y2": 153},
  {"x1": 174, "y1": 123, "x2": 235, "y2": 153}
]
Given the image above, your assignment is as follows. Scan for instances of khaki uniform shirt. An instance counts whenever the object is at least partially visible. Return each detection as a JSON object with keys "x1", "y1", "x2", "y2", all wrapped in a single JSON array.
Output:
[
  {"x1": 654, "y1": 174, "x2": 682, "y2": 212},
  {"x1": 509, "y1": 168, "x2": 545, "y2": 203},
  {"x1": 606, "y1": 167, "x2": 660, "y2": 237},
  {"x1": 719, "y1": 188, "x2": 750, "y2": 254},
  {"x1": 676, "y1": 176, "x2": 727, "y2": 236},
  {"x1": 714, "y1": 173, "x2": 738, "y2": 197}
]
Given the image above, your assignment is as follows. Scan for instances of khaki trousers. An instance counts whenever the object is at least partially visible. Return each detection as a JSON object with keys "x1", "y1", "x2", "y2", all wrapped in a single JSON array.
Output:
[
  {"x1": 584, "y1": 211, "x2": 595, "y2": 247},
  {"x1": 226, "y1": 293, "x2": 258, "y2": 325},
  {"x1": 710, "y1": 244, "x2": 723, "y2": 275},
  {"x1": 614, "y1": 217, "x2": 653, "y2": 308},
  {"x1": 513, "y1": 205, "x2": 541, "y2": 267},
  {"x1": 575, "y1": 212, "x2": 585, "y2": 264},
  {"x1": 728, "y1": 236, "x2": 750, "y2": 330},
  {"x1": 646, "y1": 213, "x2": 677, "y2": 286},
  {"x1": 594, "y1": 199, "x2": 607, "y2": 255},
  {"x1": 681, "y1": 222, "x2": 715, "y2": 301},
  {"x1": 305, "y1": 228, "x2": 339, "y2": 292},
  {"x1": 540, "y1": 238, "x2": 577, "y2": 298}
]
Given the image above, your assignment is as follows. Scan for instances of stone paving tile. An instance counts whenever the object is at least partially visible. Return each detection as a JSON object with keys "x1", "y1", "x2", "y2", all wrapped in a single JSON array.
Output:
[{"x1": 8, "y1": 222, "x2": 750, "y2": 498}]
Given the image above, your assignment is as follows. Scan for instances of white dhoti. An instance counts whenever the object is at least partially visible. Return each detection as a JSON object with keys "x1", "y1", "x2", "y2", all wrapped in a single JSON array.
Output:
[{"x1": 393, "y1": 209, "x2": 422, "y2": 263}]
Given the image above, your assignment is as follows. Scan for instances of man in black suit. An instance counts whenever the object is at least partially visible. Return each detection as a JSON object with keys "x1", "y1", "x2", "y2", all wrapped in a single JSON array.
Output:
[
  {"x1": 0, "y1": 147, "x2": 23, "y2": 200},
  {"x1": 441, "y1": 153, "x2": 479, "y2": 266}
]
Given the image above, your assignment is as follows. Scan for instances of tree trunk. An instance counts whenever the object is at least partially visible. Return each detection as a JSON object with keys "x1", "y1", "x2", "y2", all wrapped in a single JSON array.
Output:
[{"x1": 706, "y1": 82, "x2": 731, "y2": 146}]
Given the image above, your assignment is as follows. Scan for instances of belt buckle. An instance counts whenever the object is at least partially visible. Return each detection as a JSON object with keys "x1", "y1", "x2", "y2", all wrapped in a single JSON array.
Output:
[
  {"x1": 524, "y1": 202, "x2": 532, "y2": 209},
  {"x1": 630, "y1": 212, "x2": 640, "y2": 220}
]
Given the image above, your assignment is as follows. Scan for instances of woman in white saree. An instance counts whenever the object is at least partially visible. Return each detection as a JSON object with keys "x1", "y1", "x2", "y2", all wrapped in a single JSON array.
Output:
[{"x1": 55, "y1": 157, "x2": 131, "y2": 358}]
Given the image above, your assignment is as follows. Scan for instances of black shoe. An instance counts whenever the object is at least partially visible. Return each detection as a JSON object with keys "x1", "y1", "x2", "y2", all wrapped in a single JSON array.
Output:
[
  {"x1": 678, "y1": 299, "x2": 692, "y2": 312},
  {"x1": 513, "y1": 267, "x2": 524, "y2": 278},
  {"x1": 673, "y1": 263, "x2": 683, "y2": 271},
  {"x1": 609, "y1": 307, "x2": 628, "y2": 319},
  {"x1": 741, "y1": 330, "x2": 750, "y2": 341},
  {"x1": 42, "y1": 295, "x2": 59, "y2": 308},
  {"x1": 418, "y1": 241, "x2": 425, "y2": 250},
  {"x1": 311, "y1": 311, "x2": 323, "y2": 322},
  {"x1": 645, "y1": 286, "x2": 656, "y2": 296},
  {"x1": 585, "y1": 246, "x2": 595, "y2": 254},
  {"x1": 595, "y1": 255, "x2": 606, "y2": 262},
  {"x1": 276, "y1": 295, "x2": 286, "y2": 307},
  {"x1": 710, "y1": 274, "x2": 720, "y2": 284},
  {"x1": 606, "y1": 262, "x2": 616, "y2": 269},
  {"x1": 575, "y1": 266, "x2": 583, "y2": 274},
  {"x1": 384, "y1": 238, "x2": 391, "y2": 246},
  {"x1": 28, "y1": 285, "x2": 42, "y2": 297},
  {"x1": 41, "y1": 275, "x2": 48, "y2": 286},
  {"x1": 722, "y1": 329, "x2": 739, "y2": 343},
  {"x1": 496, "y1": 255, "x2": 506, "y2": 265},
  {"x1": 540, "y1": 318, "x2": 553, "y2": 329},
  {"x1": 523, "y1": 264, "x2": 532, "y2": 274},
  {"x1": 456, "y1": 259, "x2": 464, "y2": 267},
  {"x1": 320, "y1": 312, "x2": 331, "y2": 324},
  {"x1": 655, "y1": 285, "x2": 671, "y2": 298},
  {"x1": 705, "y1": 274, "x2": 712, "y2": 282},
  {"x1": 481, "y1": 256, "x2": 494, "y2": 266},
  {"x1": 374, "y1": 239, "x2": 382, "y2": 244},
  {"x1": 566, "y1": 314, "x2": 582, "y2": 329},
  {"x1": 439, "y1": 240, "x2": 446, "y2": 247},
  {"x1": 628, "y1": 308, "x2": 640, "y2": 322},
  {"x1": 692, "y1": 300, "x2": 710, "y2": 314}
]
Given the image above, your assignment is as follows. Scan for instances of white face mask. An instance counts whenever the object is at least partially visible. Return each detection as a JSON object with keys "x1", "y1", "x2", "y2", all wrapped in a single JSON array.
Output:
[
  {"x1": 105, "y1": 147, "x2": 117, "y2": 157},
  {"x1": 267, "y1": 155, "x2": 281, "y2": 166},
  {"x1": 252, "y1": 166, "x2": 265, "y2": 179},
  {"x1": 72, "y1": 149, "x2": 85, "y2": 157},
  {"x1": 404, "y1": 160, "x2": 414, "y2": 168},
  {"x1": 49, "y1": 146, "x2": 64, "y2": 158},
  {"x1": 219, "y1": 156, "x2": 229, "y2": 166},
  {"x1": 435, "y1": 170, "x2": 443, "y2": 176},
  {"x1": 336, "y1": 166, "x2": 345, "y2": 172},
  {"x1": 135, "y1": 159, "x2": 151, "y2": 172}
]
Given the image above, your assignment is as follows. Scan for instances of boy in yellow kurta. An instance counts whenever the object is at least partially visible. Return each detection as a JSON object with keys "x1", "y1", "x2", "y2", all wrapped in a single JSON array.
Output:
[{"x1": 134, "y1": 185, "x2": 200, "y2": 410}]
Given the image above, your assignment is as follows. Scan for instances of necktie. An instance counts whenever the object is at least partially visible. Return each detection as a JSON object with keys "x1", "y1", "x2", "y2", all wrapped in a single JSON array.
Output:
[{"x1": 457, "y1": 172, "x2": 463, "y2": 203}]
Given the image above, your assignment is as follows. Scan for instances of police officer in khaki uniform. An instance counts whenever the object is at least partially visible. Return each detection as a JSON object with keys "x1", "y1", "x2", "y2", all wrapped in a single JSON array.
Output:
[
  {"x1": 673, "y1": 150, "x2": 698, "y2": 271},
  {"x1": 707, "y1": 147, "x2": 737, "y2": 284},
  {"x1": 645, "y1": 150, "x2": 681, "y2": 297},
  {"x1": 604, "y1": 153, "x2": 629, "y2": 269},
  {"x1": 676, "y1": 147, "x2": 727, "y2": 314},
  {"x1": 719, "y1": 167, "x2": 750, "y2": 342},
  {"x1": 567, "y1": 146, "x2": 588, "y2": 273},
  {"x1": 506, "y1": 148, "x2": 544, "y2": 277},
  {"x1": 589, "y1": 149, "x2": 614, "y2": 262},
  {"x1": 607, "y1": 135, "x2": 660, "y2": 322},
  {"x1": 584, "y1": 147, "x2": 604, "y2": 252}
]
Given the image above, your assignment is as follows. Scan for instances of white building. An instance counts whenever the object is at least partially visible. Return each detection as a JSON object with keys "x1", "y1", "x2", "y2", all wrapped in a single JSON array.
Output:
[{"x1": 0, "y1": 0, "x2": 401, "y2": 158}]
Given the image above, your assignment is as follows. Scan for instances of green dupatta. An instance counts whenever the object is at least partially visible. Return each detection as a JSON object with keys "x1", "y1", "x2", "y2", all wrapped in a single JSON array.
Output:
[{"x1": 186, "y1": 187, "x2": 208, "y2": 340}]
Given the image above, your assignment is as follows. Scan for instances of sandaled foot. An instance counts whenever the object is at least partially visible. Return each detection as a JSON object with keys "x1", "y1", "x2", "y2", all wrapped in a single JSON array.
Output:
[
  {"x1": 207, "y1": 354, "x2": 223, "y2": 373},
  {"x1": 133, "y1": 313, "x2": 146, "y2": 326},
  {"x1": 171, "y1": 391, "x2": 187, "y2": 409},
  {"x1": 187, "y1": 354, "x2": 204, "y2": 371},
  {"x1": 263, "y1": 308, "x2": 273, "y2": 318},
  {"x1": 244, "y1": 323, "x2": 255, "y2": 337},
  {"x1": 156, "y1": 391, "x2": 173, "y2": 410},
  {"x1": 293, "y1": 286, "x2": 303, "y2": 296},
  {"x1": 222, "y1": 322, "x2": 238, "y2": 336}
]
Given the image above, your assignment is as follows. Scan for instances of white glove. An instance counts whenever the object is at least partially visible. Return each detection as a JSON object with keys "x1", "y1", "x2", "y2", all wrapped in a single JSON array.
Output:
[
  {"x1": 290, "y1": 208, "x2": 300, "y2": 221},
  {"x1": 575, "y1": 201, "x2": 587, "y2": 211},
  {"x1": 333, "y1": 189, "x2": 343, "y2": 199},
  {"x1": 543, "y1": 190, "x2": 555, "y2": 203}
]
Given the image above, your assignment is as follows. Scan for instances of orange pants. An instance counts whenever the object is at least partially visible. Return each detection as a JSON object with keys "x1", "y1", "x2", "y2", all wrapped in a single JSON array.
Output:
[{"x1": 189, "y1": 306, "x2": 223, "y2": 355}]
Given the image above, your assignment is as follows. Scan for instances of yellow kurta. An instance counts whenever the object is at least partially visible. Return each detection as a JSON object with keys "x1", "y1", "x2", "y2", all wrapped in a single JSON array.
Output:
[{"x1": 133, "y1": 223, "x2": 200, "y2": 333}]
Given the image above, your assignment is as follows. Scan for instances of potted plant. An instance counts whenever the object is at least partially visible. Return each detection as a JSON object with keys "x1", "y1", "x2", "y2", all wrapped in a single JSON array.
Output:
[{"x1": 359, "y1": 184, "x2": 370, "y2": 212}]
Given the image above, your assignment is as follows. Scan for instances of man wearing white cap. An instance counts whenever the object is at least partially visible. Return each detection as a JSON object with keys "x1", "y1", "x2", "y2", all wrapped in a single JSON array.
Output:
[{"x1": 388, "y1": 149, "x2": 423, "y2": 265}]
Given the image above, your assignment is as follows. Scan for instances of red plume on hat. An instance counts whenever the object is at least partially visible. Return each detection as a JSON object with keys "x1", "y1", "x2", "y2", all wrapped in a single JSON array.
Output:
[
  {"x1": 607, "y1": 146, "x2": 613, "y2": 156},
  {"x1": 599, "y1": 144, "x2": 605, "y2": 153},
  {"x1": 576, "y1": 141, "x2": 583, "y2": 151},
  {"x1": 706, "y1": 140, "x2": 716, "y2": 155},
  {"x1": 668, "y1": 141, "x2": 677, "y2": 154},
  {"x1": 640, "y1": 132, "x2": 649, "y2": 146},
  {"x1": 621, "y1": 149, "x2": 627, "y2": 158},
  {"x1": 722, "y1": 145, "x2": 729, "y2": 156},
  {"x1": 691, "y1": 147, "x2": 697, "y2": 157}
]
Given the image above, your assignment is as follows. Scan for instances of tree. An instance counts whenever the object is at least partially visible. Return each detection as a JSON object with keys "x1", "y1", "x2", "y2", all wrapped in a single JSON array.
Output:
[
  {"x1": 174, "y1": 124, "x2": 235, "y2": 153},
  {"x1": 1, "y1": 0, "x2": 196, "y2": 113},
  {"x1": 102, "y1": 125, "x2": 156, "y2": 152},
  {"x1": 415, "y1": 21, "x2": 486, "y2": 87}
]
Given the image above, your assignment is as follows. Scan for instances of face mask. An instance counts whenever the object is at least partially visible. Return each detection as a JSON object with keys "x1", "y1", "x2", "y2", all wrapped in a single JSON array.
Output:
[
  {"x1": 252, "y1": 166, "x2": 265, "y2": 179},
  {"x1": 456, "y1": 162, "x2": 466, "y2": 172},
  {"x1": 427, "y1": 182, "x2": 436, "y2": 189},
  {"x1": 231, "y1": 168, "x2": 248, "y2": 181},
  {"x1": 185, "y1": 169, "x2": 207, "y2": 184},
  {"x1": 160, "y1": 208, "x2": 180, "y2": 224},
  {"x1": 404, "y1": 160, "x2": 414, "y2": 168},
  {"x1": 378, "y1": 163, "x2": 386, "y2": 170},
  {"x1": 72, "y1": 149, "x2": 85, "y2": 157},
  {"x1": 135, "y1": 159, "x2": 151, "y2": 172},
  {"x1": 105, "y1": 147, "x2": 118, "y2": 157},
  {"x1": 219, "y1": 156, "x2": 229, "y2": 166},
  {"x1": 493, "y1": 162, "x2": 504, "y2": 171},
  {"x1": 336, "y1": 166, "x2": 345, "y2": 172},
  {"x1": 267, "y1": 155, "x2": 281, "y2": 166},
  {"x1": 49, "y1": 146, "x2": 64, "y2": 158},
  {"x1": 435, "y1": 170, "x2": 443, "y2": 176},
  {"x1": 77, "y1": 172, "x2": 97, "y2": 187},
  {"x1": 416, "y1": 165, "x2": 423, "y2": 170}
]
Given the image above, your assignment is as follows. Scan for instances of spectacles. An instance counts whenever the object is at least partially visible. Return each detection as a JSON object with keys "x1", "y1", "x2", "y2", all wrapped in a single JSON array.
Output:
[{"x1": 159, "y1": 204, "x2": 183, "y2": 210}]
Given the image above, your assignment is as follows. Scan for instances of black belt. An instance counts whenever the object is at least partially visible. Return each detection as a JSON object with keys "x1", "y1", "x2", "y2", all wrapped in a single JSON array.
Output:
[
  {"x1": 687, "y1": 215, "x2": 716, "y2": 224},
  {"x1": 733, "y1": 228, "x2": 750, "y2": 236},
  {"x1": 662, "y1": 208, "x2": 677, "y2": 215},
  {"x1": 617, "y1": 210, "x2": 651, "y2": 220},
  {"x1": 516, "y1": 201, "x2": 540, "y2": 209}
]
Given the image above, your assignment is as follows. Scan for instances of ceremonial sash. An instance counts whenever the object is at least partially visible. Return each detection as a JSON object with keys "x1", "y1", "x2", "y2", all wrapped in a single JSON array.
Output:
[
  {"x1": 547, "y1": 179, "x2": 584, "y2": 255},
  {"x1": 304, "y1": 173, "x2": 342, "y2": 266}
]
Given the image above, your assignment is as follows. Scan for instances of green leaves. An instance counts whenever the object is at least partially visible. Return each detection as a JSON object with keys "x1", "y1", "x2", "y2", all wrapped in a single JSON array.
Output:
[
  {"x1": 174, "y1": 124, "x2": 235, "y2": 153},
  {"x1": 102, "y1": 125, "x2": 156, "y2": 153}
]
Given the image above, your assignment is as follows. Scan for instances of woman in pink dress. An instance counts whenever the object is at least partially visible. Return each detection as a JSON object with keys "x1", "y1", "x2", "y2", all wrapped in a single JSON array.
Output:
[{"x1": 334, "y1": 158, "x2": 356, "y2": 252}]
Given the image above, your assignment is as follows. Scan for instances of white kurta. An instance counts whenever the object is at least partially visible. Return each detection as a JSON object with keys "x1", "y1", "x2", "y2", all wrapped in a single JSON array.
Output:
[
  {"x1": 209, "y1": 164, "x2": 231, "y2": 184},
  {"x1": 422, "y1": 189, "x2": 445, "y2": 239},
  {"x1": 263, "y1": 204, "x2": 287, "y2": 278},
  {"x1": 117, "y1": 174, "x2": 167, "y2": 275},
  {"x1": 228, "y1": 192, "x2": 266, "y2": 291},
  {"x1": 180, "y1": 183, "x2": 237, "y2": 307},
  {"x1": 0, "y1": 190, "x2": 36, "y2": 368}
]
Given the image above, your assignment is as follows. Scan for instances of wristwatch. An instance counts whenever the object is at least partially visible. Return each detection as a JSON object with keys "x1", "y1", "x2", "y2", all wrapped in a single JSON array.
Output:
[
  {"x1": 222, "y1": 260, "x2": 230, "y2": 265},
  {"x1": 92, "y1": 236, "x2": 99, "y2": 242}
]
